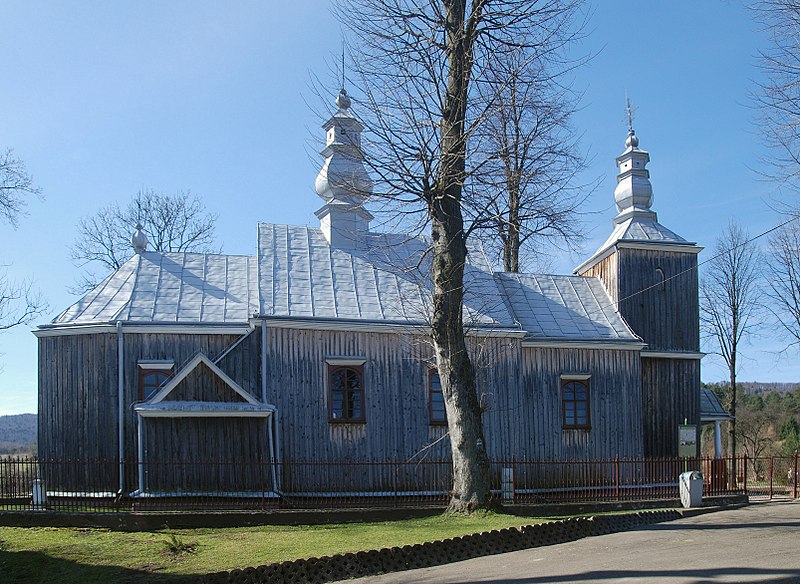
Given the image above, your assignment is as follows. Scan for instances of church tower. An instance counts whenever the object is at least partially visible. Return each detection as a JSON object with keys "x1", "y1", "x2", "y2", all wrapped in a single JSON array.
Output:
[
  {"x1": 575, "y1": 120, "x2": 703, "y2": 457},
  {"x1": 314, "y1": 88, "x2": 374, "y2": 249}
]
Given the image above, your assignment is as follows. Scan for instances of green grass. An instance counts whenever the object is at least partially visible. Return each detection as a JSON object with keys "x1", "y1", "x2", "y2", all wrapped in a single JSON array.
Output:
[{"x1": 0, "y1": 511, "x2": 546, "y2": 583}]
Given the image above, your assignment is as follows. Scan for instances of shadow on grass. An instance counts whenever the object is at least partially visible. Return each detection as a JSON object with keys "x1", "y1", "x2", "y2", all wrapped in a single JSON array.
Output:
[{"x1": 0, "y1": 550, "x2": 202, "y2": 584}]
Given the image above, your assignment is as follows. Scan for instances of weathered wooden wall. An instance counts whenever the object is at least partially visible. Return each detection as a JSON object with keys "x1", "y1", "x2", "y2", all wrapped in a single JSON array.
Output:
[
  {"x1": 264, "y1": 327, "x2": 453, "y2": 462},
  {"x1": 580, "y1": 248, "x2": 699, "y2": 353},
  {"x1": 120, "y1": 331, "x2": 249, "y2": 488},
  {"x1": 38, "y1": 333, "x2": 119, "y2": 490},
  {"x1": 641, "y1": 357, "x2": 701, "y2": 458},
  {"x1": 510, "y1": 346, "x2": 644, "y2": 461},
  {"x1": 617, "y1": 248, "x2": 699, "y2": 352},
  {"x1": 141, "y1": 417, "x2": 270, "y2": 492},
  {"x1": 579, "y1": 252, "x2": 619, "y2": 302},
  {"x1": 39, "y1": 323, "x2": 653, "y2": 493}
]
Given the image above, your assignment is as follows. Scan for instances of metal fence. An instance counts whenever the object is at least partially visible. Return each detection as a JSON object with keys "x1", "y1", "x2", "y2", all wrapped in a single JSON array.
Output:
[{"x1": 0, "y1": 455, "x2": 781, "y2": 513}]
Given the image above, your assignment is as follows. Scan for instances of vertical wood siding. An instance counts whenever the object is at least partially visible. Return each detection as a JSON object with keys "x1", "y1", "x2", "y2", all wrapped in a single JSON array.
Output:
[
  {"x1": 38, "y1": 333, "x2": 119, "y2": 490},
  {"x1": 510, "y1": 347, "x2": 644, "y2": 461},
  {"x1": 141, "y1": 417, "x2": 270, "y2": 492},
  {"x1": 642, "y1": 357, "x2": 700, "y2": 457},
  {"x1": 617, "y1": 248, "x2": 699, "y2": 352},
  {"x1": 579, "y1": 253, "x2": 619, "y2": 303},
  {"x1": 121, "y1": 332, "x2": 244, "y2": 488},
  {"x1": 167, "y1": 363, "x2": 248, "y2": 402}
]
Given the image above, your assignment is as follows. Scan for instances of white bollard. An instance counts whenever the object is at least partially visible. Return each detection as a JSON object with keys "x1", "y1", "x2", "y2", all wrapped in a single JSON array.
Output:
[
  {"x1": 31, "y1": 478, "x2": 47, "y2": 511},
  {"x1": 501, "y1": 467, "x2": 514, "y2": 504}
]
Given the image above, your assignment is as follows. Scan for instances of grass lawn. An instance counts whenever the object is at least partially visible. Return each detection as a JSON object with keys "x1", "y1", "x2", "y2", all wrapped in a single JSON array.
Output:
[{"x1": 0, "y1": 511, "x2": 547, "y2": 583}]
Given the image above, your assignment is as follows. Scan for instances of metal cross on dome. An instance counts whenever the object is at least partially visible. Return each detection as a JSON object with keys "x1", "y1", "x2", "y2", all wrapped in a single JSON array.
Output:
[{"x1": 625, "y1": 95, "x2": 638, "y2": 134}]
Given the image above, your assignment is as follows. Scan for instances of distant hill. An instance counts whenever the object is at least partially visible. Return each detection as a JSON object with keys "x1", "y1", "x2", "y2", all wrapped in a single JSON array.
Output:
[
  {"x1": 739, "y1": 382, "x2": 800, "y2": 395},
  {"x1": 0, "y1": 413, "x2": 37, "y2": 455}
]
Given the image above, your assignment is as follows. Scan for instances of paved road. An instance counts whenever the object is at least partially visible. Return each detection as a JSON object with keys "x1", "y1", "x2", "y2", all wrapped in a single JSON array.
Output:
[{"x1": 351, "y1": 501, "x2": 800, "y2": 583}]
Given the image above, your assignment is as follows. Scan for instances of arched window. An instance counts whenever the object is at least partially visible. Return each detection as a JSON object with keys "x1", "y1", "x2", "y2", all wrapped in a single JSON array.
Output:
[
  {"x1": 656, "y1": 267, "x2": 666, "y2": 291},
  {"x1": 329, "y1": 366, "x2": 365, "y2": 423},
  {"x1": 138, "y1": 361, "x2": 174, "y2": 401}
]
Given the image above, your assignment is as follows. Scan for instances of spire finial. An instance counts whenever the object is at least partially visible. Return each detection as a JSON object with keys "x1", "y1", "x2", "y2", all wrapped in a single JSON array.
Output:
[
  {"x1": 624, "y1": 95, "x2": 639, "y2": 148},
  {"x1": 131, "y1": 222, "x2": 148, "y2": 253},
  {"x1": 341, "y1": 39, "x2": 346, "y2": 92}
]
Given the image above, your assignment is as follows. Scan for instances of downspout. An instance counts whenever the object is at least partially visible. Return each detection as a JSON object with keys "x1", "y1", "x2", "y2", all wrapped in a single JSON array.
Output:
[
  {"x1": 261, "y1": 319, "x2": 267, "y2": 402},
  {"x1": 261, "y1": 318, "x2": 282, "y2": 493},
  {"x1": 116, "y1": 321, "x2": 124, "y2": 495}
]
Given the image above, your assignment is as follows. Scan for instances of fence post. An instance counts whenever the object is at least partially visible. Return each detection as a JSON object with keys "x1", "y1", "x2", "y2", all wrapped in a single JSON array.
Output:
[
  {"x1": 615, "y1": 456, "x2": 620, "y2": 501},
  {"x1": 743, "y1": 456, "x2": 748, "y2": 495},
  {"x1": 393, "y1": 462, "x2": 398, "y2": 503},
  {"x1": 794, "y1": 453, "x2": 798, "y2": 499},
  {"x1": 769, "y1": 457, "x2": 773, "y2": 500}
]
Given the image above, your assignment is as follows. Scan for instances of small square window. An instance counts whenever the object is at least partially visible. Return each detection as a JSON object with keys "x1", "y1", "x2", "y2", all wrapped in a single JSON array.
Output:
[{"x1": 429, "y1": 370, "x2": 447, "y2": 426}]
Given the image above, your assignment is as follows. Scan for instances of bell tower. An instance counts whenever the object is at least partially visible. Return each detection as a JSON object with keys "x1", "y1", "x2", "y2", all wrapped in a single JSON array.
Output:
[{"x1": 575, "y1": 113, "x2": 703, "y2": 457}]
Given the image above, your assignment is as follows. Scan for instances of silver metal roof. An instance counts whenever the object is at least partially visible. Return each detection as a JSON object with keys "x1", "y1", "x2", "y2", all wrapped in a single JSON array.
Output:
[
  {"x1": 49, "y1": 223, "x2": 639, "y2": 344},
  {"x1": 257, "y1": 224, "x2": 512, "y2": 326},
  {"x1": 52, "y1": 252, "x2": 258, "y2": 325},
  {"x1": 496, "y1": 272, "x2": 641, "y2": 343}
]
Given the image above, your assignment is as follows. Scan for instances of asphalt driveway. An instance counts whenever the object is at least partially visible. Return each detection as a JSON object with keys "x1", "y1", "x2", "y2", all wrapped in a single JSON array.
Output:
[{"x1": 349, "y1": 501, "x2": 800, "y2": 583}]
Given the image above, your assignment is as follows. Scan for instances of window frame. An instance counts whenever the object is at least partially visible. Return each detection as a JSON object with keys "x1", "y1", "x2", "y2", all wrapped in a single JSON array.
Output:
[
  {"x1": 137, "y1": 361, "x2": 174, "y2": 402},
  {"x1": 428, "y1": 369, "x2": 447, "y2": 426},
  {"x1": 561, "y1": 375, "x2": 591, "y2": 430},
  {"x1": 327, "y1": 364, "x2": 366, "y2": 424}
]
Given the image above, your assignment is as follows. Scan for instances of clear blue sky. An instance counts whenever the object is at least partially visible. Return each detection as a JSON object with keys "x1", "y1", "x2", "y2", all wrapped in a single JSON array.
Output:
[{"x1": 0, "y1": 1, "x2": 787, "y2": 415}]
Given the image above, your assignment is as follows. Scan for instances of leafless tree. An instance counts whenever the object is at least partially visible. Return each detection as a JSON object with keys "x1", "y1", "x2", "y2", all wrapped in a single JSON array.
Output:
[
  {"x1": 765, "y1": 218, "x2": 800, "y2": 343},
  {"x1": 0, "y1": 148, "x2": 46, "y2": 331},
  {"x1": 71, "y1": 189, "x2": 219, "y2": 292},
  {"x1": 0, "y1": 148, "x2": 42, "y2": 229},
  {"x1": 753, "y1": 1, "x2": 800, "y2": 186},
  {"x1": 700, "y1": 221, "x2": 762, "y2": 483},
  {"x1": 337, "y1": 0, "x2": 586, "y2": 511},
  {"x1": 474, "y1": 55, "x2": 590, "y2": 272}
]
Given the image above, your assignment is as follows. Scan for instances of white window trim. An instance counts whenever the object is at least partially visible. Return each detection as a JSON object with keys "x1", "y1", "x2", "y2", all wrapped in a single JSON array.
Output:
[
  {"x1": 137, "y1": 360, "x2": 174, "y2": 371},
  {"x1": 325, "y1": 356, "x2": 367, "y2": 367},
  {"x1": 560, "y1": 374, "x2": 591, "y2": 381}
]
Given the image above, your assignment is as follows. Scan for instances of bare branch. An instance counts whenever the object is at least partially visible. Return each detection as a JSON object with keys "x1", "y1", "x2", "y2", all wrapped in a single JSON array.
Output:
[
  {"x1": 70, "y1": 189, "x2": 220, "y2": 292},
  {"x1": 0, "y1": 148, "x2": 42, "y2": 229}
]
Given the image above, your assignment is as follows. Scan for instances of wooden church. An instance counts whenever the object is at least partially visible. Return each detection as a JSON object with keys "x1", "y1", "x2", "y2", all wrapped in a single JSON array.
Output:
[{"x1": 36, "y1": 91, "x2": 702, "y2": 496}]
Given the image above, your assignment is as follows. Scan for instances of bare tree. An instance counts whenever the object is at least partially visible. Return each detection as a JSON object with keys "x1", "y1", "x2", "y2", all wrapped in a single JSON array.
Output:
[
  {"x1": 475, "y1": 55, "x2": 589, "y2": 272},
  {"x1": 71, "y1": 189, "x2": 219, "y2": 292},
  {"x1": 765, "y1": 218, "x2": 800, "y2": 343},
  {"x1": 700, "y1": 221, "x2": 762, "y2": 482},
  {"x1": 0, "y1": 148, "x2": 46, "y2": 331},
  {"x1": 0, "y1": 148, "x2": 42, "y2": 229},
  {"x1": 753, "y1": 1, "x2": 800, "y2": 185},
  {"x1": 338, "y1": 0, "x2": 586, "y2": 511}
]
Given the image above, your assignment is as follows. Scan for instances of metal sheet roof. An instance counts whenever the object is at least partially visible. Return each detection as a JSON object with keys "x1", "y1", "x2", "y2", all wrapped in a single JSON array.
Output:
[
  {"x1": 496, "y1": 273, "x2": 640, "y2": 342},
  {"x1": 52, "y1": 252, "x2": 258, "y2": 325},
  {"x1": 257, "y1": 224, "x2": 512, "y2": 326},
  {"x1": 701, "y1": 388, "x2": 734, "y2": 422},
  {"x1": 49, "y1": 223, "x2": 640, "y2": 344}
]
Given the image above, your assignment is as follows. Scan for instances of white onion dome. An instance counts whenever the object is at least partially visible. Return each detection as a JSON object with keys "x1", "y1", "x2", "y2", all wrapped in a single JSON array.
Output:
[{"x1": 314, "y1": 89, "x2": 373, "y2": 204}]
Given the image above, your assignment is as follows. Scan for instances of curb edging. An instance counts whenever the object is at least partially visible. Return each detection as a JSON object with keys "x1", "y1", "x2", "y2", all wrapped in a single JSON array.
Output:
[{"x1": 202, "y1": 509, "x2": 685, "y2": 583}]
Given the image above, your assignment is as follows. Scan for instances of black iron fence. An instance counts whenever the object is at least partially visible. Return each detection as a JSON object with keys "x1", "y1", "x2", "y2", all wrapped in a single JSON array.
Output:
[{"x1": 0, "y1": 455, "x2": 784, "y2": 513}]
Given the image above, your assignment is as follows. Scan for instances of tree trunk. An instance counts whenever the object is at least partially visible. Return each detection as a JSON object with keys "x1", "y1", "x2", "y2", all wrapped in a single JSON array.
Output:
[
  {"x1": 431, "y1": 207, "x2": 490, "y2": 511},
  {"x1": 431, "y1": 0, "x2": 490, "y2": 513}
]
